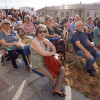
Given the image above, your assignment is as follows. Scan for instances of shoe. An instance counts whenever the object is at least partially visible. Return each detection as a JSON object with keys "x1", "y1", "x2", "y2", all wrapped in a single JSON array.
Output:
[
  {"x1": 6, "y1": 56, "x2": 11, "y2": 61},
  {"x1": 25, "y1": 67, "x2": 30, "y2": 71},
  {"x1": 91, "y1": 67, "x2": 95, "y2": 72},
  {"x1": 13, "y1": 65, "x2": 18, "y2": 69},
  {"x1": 11, "y1": 62, "x2": 18, "y2": 69},
  {"x1": 52, "y1": 89, "x2": 66, "y2": 97},
  {"x1": 86, "y1": 70, "x2": 94, "y2": 77},
  {"x1": 1, "y1": 56, "x2": 4, "y2": 62}
]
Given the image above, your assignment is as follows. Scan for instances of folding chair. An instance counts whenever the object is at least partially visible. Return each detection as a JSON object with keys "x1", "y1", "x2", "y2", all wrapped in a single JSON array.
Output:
[
  {"x1": 0, "y1": 48, "x2": 10, "y2": 67},
  {"x1": 23, "y1": 45, "x2": 44, "y2": 100},
  {"x1": 67, "y1": 37, "x2": 85, "y2": 74}
]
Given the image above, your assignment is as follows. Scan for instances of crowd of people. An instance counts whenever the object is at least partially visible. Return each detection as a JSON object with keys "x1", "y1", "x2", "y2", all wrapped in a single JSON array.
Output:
[{"x1": 0, "y1": 7, "x2": 100, "y2": 97}]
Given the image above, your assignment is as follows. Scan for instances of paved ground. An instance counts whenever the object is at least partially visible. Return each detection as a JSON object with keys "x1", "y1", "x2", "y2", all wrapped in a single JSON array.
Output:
[{"x1": 0, "y1": 57, "x2": 91, "y2": 100}]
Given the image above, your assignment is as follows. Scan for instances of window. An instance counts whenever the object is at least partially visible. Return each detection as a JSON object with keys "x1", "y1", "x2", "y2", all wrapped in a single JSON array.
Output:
[
  {"x1": 61, "y1": 12, "x2": 64, "y2": 17},
  {"x1": 74, "y1": 11, "x2": 80, "y2": 15},
  {"x1": 42, "y1": 12, "x2": 44, "y2": 16},
  {"x1": 87, "y1": 11, "x2": 90, "y2": 17},
  {"x1": 55, "y1": 11, "x2": 58, "y2": 15},
  {"x1": 66, "y1": 12, "x2": 69, "y2": 16},
  {"x1": 94, "y1": 12, "x2": 99, "y2": 17}
]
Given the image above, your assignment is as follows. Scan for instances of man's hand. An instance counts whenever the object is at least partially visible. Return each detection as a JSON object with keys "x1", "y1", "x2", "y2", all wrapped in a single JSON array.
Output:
[
  {"x1": 85, "y1": 51, "x2": 91, "y2": 59},
  {"x1": 93, "y1": 47, "x2": 99, "y2": 51}
]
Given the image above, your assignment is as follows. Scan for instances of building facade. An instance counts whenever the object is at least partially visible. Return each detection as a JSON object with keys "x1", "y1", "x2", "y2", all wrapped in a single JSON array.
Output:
[{"x1": 37, "y1": 3, "x2": 100, "y2": 21}]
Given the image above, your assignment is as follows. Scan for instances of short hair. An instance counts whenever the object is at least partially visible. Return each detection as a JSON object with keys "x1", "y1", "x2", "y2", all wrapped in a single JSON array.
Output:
[
  {"x1": 75, "y1": 21, "x2": 83, "y2": 27},
  {"x1": 87, "y1": 17, "x2": 92, "y2": 20},
  {"x1": 45, "y1": 16, "x2": 51, "y2": 22},
  {"x1": 35, "y1": 24, "x2": 48, "y2": 37},
  {"x1": 97, "y1": 20, "x2": 100, "y2": 29},
  {"x1": 24, "y1": 15, "x2": 31, "y2": 21},
  {"x1": 1, "y1": 19, "x2": 11, "y2": 27}
]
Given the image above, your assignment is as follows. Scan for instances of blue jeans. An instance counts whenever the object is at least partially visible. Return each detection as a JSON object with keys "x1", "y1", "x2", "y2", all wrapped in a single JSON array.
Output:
[{"x1": 76, "y1": 50, "x2": 100, "y2": 71}]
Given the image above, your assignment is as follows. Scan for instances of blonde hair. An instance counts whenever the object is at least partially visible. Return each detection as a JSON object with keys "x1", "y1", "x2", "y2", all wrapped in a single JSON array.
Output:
[
  {"x1": 1, "y1": 19, "x2": 11, "y2": 27},
  {"x1": 24, "y1": 15, "x2": 31, "y2": 21}
]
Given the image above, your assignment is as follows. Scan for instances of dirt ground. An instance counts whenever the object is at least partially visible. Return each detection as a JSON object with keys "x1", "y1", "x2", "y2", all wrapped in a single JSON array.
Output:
[{"x1": 64, "y1": 52, "x2": 100, "y2": 100}]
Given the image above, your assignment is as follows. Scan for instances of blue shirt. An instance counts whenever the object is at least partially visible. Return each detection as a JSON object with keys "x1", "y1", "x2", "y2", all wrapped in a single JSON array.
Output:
[
  {"x1": 71, "y1": 30, "x2": 89, "y2": 52},
  {"x1": 69, "y1": 22, "x2": 75, "y2": 37}
]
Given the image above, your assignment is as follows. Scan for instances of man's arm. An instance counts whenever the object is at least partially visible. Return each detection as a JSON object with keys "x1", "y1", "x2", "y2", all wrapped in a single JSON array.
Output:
[
  {"x1": 75, "y1": 41, "x2": 91, "y2": 59},
  {"x1": 87, "y1": 39, "x2": 94, "y2": 47},
  {"x1": 87, "y1": 39, "x2": 99, "y2": 51}
]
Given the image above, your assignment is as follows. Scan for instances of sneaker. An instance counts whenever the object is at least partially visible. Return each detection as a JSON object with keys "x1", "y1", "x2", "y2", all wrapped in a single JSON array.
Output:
[
  {"x1": 86, "y1": 70, "x2": 94, "y2": 77},
  {"x1": 11, "y1": 62, "x2": 18, "y2": 69}
]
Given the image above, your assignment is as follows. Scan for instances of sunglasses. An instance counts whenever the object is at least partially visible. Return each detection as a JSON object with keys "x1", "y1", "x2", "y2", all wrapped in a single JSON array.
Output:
[
  {"x1": 49, "y1": 20, "x2": 52, "y2": 21},
  {"x1": 4, "y1": 23, "x2": 10, "y2": 25},
  {"x1": 38, "y1": 30, "x2": 47, "y2": 33}
]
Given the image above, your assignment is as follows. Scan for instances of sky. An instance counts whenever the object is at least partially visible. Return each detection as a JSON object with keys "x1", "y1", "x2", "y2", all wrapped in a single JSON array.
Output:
[{"x1": 0, "y1": 0, "x2": 100, "y2": 10}]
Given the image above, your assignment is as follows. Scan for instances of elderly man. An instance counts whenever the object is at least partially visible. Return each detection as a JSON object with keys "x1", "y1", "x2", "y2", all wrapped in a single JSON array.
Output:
[
  {"x1": 69, "y1": 15, "x2": 80, "y2": 36},
  {"x1": 71, "y1": 21, "x2": 100, "y2": 77}
]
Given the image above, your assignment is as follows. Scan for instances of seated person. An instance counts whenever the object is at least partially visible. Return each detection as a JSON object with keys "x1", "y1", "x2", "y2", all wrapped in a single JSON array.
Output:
[
  {"x1": 71, "y1": 21, "x2": 100, "y2": 77},
  {"x1": 33, "y1": 16, "x2": 39, "y2": 28},
  {"x1": 85, "y1": 17, "x2": 95, "y2": 42},
  {"x1": 22, "y1": 15, "x2": 35, "y2": 38},
  {"x1": 16, "y1": 17, "x2": 23, "y2": 33},
  {"x1": 30, "y1": 24, "x2": 65, "y2": 97},
  {"x1": 45, "y1": 16, "x2": 65, "y2": 59},
  {"x1": 0, "y1": 18, "x2": 2, "y2": 31},
  {"x1": 69, "y1": 15, "x2": 80, "y2": 37},
  {"x1": 0, "y1": 19, "x2": 30, "y2": 70},
  {"x1": 93, "y1": 20, "x2": 100, "y2": 46},
  {"x1": 11, "y1": 18, "x2": 17, "y2": 30},
  {"x1": 96, "y1": 37, "x2": 100, "y2": 49}
]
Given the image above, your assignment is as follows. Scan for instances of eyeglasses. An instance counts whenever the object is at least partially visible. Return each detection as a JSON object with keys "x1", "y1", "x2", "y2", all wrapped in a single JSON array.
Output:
[
  {"x1": 38, "y1": 30, "x2": 47, "y2": 34},
  {"x1": 4, "y1": 23, "x2": 10, "y2": 25}
]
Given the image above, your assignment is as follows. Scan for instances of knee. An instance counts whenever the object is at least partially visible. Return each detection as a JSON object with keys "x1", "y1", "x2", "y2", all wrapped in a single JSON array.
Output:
[
  {"x1": 88, "y1": 56, "x2": 94, "y2": 62},
  {"x1": 47, "y1": 74, "x2": 54, "y2": 80},
  {"x1": 59, "y1": 66, "x2": 65, "y2": 74},
  {"x1": 10, "y1": 51, "x2": 18, "y2": 59}
]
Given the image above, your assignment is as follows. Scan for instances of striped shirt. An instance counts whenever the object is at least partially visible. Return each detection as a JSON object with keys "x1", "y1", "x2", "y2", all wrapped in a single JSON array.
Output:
[{"x1": 0, "y1": 30, "x2": 18, "y2": 47}]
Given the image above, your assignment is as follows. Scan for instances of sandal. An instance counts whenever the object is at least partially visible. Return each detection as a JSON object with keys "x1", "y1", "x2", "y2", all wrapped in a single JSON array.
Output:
[
  {"x1": 52, "y1": 89, "x2": 66, "y2": 97},
  {"x1": 25, "y1": 67, "x2": 30, "y2": 71}
]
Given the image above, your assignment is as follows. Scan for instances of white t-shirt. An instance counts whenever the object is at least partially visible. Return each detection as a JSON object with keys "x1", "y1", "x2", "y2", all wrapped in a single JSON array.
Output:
[
  {"x1": 30, "y1": 11, "x2": 36, "y2": 16},
  {"x1": 17, "y1": 21, "x2": 22, "y2": 25},
  {"x1": 12, "y1": 22, "x2": 17, "y2": 27},
  {"x1": 39, "y1": 17, "x2": 44, "y2": 23}
]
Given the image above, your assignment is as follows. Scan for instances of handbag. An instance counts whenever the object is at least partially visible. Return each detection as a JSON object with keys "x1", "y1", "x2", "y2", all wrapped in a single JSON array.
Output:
[
  {"x1": 5, "y1": 43, "x2": 24, "y2": 51},
  {"x1": 46, "y1": 37, "x2": 59, "y2": 41},
  {"x1": 43, "y1": 54, "x2": 61, "y2": 78}
]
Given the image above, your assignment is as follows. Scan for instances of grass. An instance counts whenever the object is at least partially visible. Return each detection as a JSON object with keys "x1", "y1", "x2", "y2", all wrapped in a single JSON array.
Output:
[{"x1": 64, "y1": 52, "x2": 100, "y2": 100}]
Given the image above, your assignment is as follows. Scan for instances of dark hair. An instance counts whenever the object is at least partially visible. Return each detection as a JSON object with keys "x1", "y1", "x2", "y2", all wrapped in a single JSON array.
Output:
[
  {"x1": 97, "y1": 20, "x2": 100, "y2": 29},
  {"x1": 45, "y1": 16, "x2": 51, "y2": 22},
  {"x1": 34, "y1": 16, "x2": 37, "y2": 20},
  {"x1": 35, "y1": 24, "x2": 48, "y2": 37},
  {"x1": 87, "y1": 16, "x2": 92, "y2": 20}
]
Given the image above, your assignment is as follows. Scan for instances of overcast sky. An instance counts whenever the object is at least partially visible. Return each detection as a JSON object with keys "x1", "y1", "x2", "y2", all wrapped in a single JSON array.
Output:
[{"x1": 0, "y1": 0, "x2": 100, "y2": 10}]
